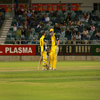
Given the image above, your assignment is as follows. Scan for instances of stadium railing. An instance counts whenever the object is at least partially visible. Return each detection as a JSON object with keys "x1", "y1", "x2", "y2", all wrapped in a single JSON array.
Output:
[{"x1": 3, "y1": 40, "x2": 100, "y2": 45}]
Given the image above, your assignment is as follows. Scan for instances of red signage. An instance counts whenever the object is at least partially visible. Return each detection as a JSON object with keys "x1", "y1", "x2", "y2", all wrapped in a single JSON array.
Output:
[
  {"x1": 32, "y1": 4, "x2": 59, "y2": 11},
  {"x1": 32, "y1": 4, "x2": 42, "y2": 11},
  {"x1": 14, "y1": 4, "x2": 28, "y2": 9},
  {"x1": 52, "y1": 4, "x2": 59, "y2": 11},
  {"x1": 32, "y1": 3, "x2": 81, "y2": 11},
  {"x1": 61, "y1": 4, "x2": 66, "y2": 11},
  {"x1": 42, "y1": 4, "x2": 47, "y2": 11},
  {"x1": 71, "y1": 4, "x2": 81, "y2": 11},
  {"x1": 0, "y1": 5, "x2": 12, "y2": 12},
  {"x1": 0, "y1": 45, "x2": 36, "y2": 56},
  {"x1": 47, "y1": 4, "x2": 52, "y2": 11},
  {"x1": 0, "y1": 4, "x2": 28, "y2": 12}
]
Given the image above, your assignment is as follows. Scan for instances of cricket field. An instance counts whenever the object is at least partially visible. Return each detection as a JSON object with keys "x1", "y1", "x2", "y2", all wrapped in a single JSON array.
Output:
[{"x1": 0, "y1": 61, "x2": 100, "y2": 100}]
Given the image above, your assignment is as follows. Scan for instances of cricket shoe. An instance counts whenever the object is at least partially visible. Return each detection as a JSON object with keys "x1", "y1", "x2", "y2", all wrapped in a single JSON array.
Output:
[
  {"x1": 53, "y1": 68, "x2": 56, "y2": 70},
  {"x1": 50, "y1": 67, "x2": 53, "y2": 70},
  {"x1": 42, "y1": 68, "x2": 45, "y2": 70},
  {"x1": 46, "y1": 65, "x2": 49, "y2": 70}
]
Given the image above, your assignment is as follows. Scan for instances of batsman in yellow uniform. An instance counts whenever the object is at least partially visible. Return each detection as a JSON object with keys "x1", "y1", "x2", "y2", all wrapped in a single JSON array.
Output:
[
  {"x1": 40, "y1": 31, "x2": 48, "y2": 70},
  {"x1": 49, "y1": 28, "x2": 59, "y2": 70}
]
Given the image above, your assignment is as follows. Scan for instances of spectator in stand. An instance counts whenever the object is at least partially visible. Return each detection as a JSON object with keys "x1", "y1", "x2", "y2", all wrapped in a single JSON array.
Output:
[
  {"x1": 65, "y1": 27, "x2": 71, "y2": 36},
  {"x1": 53, "y1": 23, "x2": 61, "y2": 32},
  {"x1": 68, "y1": 21, "x2": 71, "y2": 26},
  {"x1": 22, "y1": 28, "x2": 26, "y2": 36},
  {"x1": 83, "y1": 28, "x2": 88, "y2": 35},
  {"x1": 68, "y1": 19, "x2": 74, "y2": 26},
  {"x1": 29, "y1": 7, "x2": 32, "y2": 13},
  {"x1": 16, "y1": 20, "x2": 20, "y2": 27},
  {"x1": 13, "y1": 24, "x2": 17, "y2": 32},
  {"x1": 63, "y1": 21, "x2": 66, "y2": 26},
  {"x1": 42, "y1": 24, "x2": 45, "y2": 30},
  {"x1": 24, "y1": 8, "x2": 28, "y2": 15},
  {"x1": 91, "y1": 24, "x2": 95, "y2": 32},
  {"x1": 60, "y1": 23, "x2": 63, "y2": 29},
  {"x1": 61, "y1": 28, "x2": 65, "y2": 36},
  {"x1": 68, "y1": 39, "x2": 71, "y2": 44},
  {"x1": 26, "y1": 28, "x2": 31, "y2": 37},
  {"x1": 78, "y1": 21, "x2": 83, "y2": 32},
  {"x1": 15, "y1": 8, "x2": 19, "y2": 16},
  {"x1": 37, "y1": 22, "x2": 44, "y2": 29},
  {"x1": 23, "y1": 38, "x2": 27, "y2": 44},
  {"x1": 29, "y1": 27, "x2": 32, "y2": 33},
  {"x1": 23, "y1": 12, "x2": 27, "y2": 17},
  {"x1": 23, "y1": 25, "x2": 27, "y2": 31},
  {"x1": 95, "y1": 31, "x2": 100, "y2": 39},
  {"x1": 21, "y1": 6, "x2": 24, "y2": 12},
  {"x1": 37, "y1": 12, "x2": 43, "y2": 20},
  {"x1": 94, "y1": 12, "x2": 97, "y2": 17},
  {"x1": 31, "y1": 20, "x2": 37, "y2": 28},
  {"x1": 82, "y1": 28, "x2": 88, "y2": 39},
  {"x1": 73, "y1": 30, "x2": 77, "y2": 35},
  {"x1": 71, "y1": 32, "x2": 76, "y2": 40},
  {"x1": 14, "y1": 38, "x2": 17, "y2": 44},
  {"x1": 87, "y1": 24, "x2": 91, "y2": 31},
  {"x1": 57, "y1": 23, "x2": 61, "y2": 31},
  {"x1": 85, "y1": 16, "x2": 89, "y2": 22},
  {"x1": 79, "y1": 21, "x2": 83, "y2": 27},
  {"x1": 52, "y1": 11, "x2": 57, "y2": 17},
  {"x1": 53, "y1": 23, "x2": 58, "y2": 30},
  {"x1": 45, "y1": 14, "x2": 50, "y2": 22},
  {"x1": 72, "y1": 37, "x2": 76, "y2": 44},
  {"x1": 30, "y1": 12, "x2": 36, "y2": 20},
  {"x1": 83, "y1": 40, "x2": 89, "y2": 44},
  {"x1": 27, "y1": 16, "x2": 30, "y2": 24},
  {"x1": 27, "y1": 11, "x2": 32, "y2": 18},
  {"x1": 70, "y1": 28, "x2": 74, "y2": 35},
  {"x1": 17, "y1": 38, "x2": 22, "y2": 44},
  {"x1": 60, "y1": 19, "x2": 63, "y2": 25},
  {"x1": 43, "y1": 14, "x2": 46, "y2": 22},
  {"x1": 18, "y1": 6, "x2": 24, "y2": 15},
  {"x1": 89, "y1": 12, "x2": 94, "y2": 21},
  {"x1": 80, "y1": 14, "x2": 85, "y2": 22},
  {"x1": 32, "y1": 37, "x2": 37, "y2": 44},
  {"x1": 76, "y1": 32, "x2": 81, "y2": 40},
  {"x1": 66, "y1": 14, "x2": 71, "y2": 22},
  {"x1": 27, "y1": 26, "x2": 32, "y2": 33},
  {"x1": 86, "y1": 12, "x2": 90, "y2": 20},
  {"x1": 76, "y1": 32, "x2": 81, "y2": 44},
  {"x1": 34, "y1": 7, "x2": 37, "y2": 14},
  {"x1": 16, "y1": 27, "x2": 22, "y2": 36},
  {"x1": 49, "y1": 10, "x2": 53, "y2": 17},
  {"x1": 75, "y1": 18, "x2": 80, "y2": 26},
  {"x1": 23, "y1": 18, "x2": 29, "y2": 28},
  {"x1": 94, "y1": 12, "x2": 98, "y2": 20}
]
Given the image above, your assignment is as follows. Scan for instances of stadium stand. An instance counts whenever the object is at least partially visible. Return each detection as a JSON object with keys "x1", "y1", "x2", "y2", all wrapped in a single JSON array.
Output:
[
  {"x1": 0, "y1": 7, "x2": 5, "y2": 28},
  {"x1": 4, "y1": 7, "x2": 100, "y2": 44}
]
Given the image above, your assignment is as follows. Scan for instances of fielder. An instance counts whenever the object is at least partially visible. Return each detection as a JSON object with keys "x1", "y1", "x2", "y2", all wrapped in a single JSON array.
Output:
[
  {"x1": 39, "y1": 31, "x2": 49, "y2": 70},
  {"x1": 49, "y1": 28, "x2": 59, "y2": 70}
]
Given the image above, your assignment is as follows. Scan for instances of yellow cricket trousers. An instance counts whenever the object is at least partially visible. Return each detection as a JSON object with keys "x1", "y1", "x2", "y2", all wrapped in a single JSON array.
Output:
[
  {"x1": 41, "y1": 51, "x2": 47, "y2": 69},
  {"x1": 50, "y1": 46, "x2": 58, "y2": 69}
]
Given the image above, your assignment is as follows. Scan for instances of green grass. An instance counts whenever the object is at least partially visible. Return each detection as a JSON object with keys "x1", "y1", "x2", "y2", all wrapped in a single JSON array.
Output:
[{"x1": 0, "y1": 61, "x2": 100, "y2": 100}]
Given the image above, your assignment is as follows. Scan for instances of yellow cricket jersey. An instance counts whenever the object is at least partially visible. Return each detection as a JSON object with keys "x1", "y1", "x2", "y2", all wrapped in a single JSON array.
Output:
[
  {"x1": 51, "y1": 33, "x2": 59, "y2": 47},
  {"x1": 40, "y1": 35, "x2": 46, "y2": 53}
]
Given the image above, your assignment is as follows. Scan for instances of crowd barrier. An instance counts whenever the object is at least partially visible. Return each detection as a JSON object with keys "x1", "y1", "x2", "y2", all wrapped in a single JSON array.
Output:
[{"x1": 0, "y1": 44, "x2": 100, "y2": 61}]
